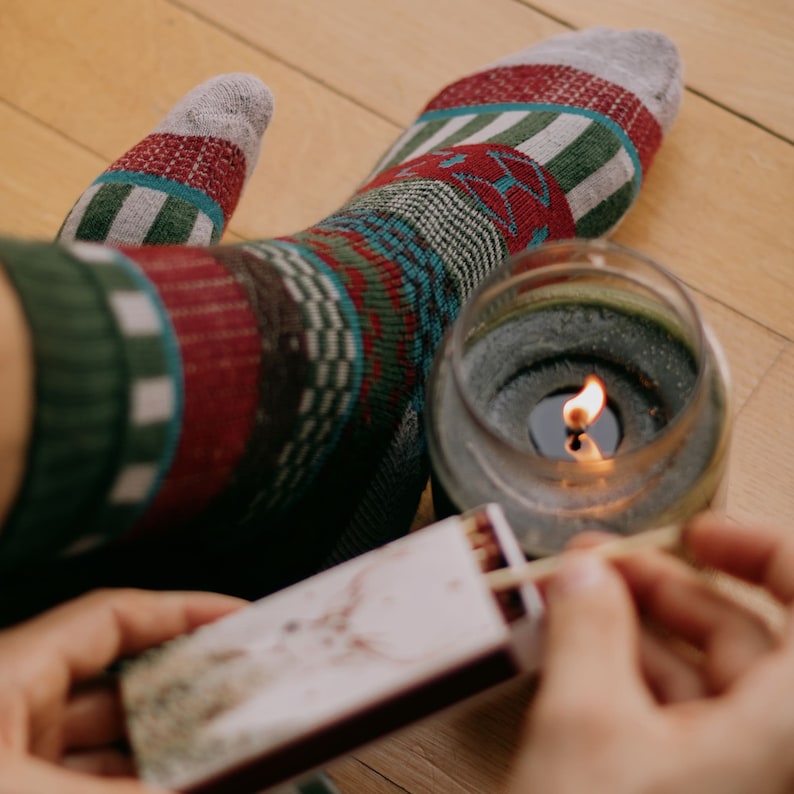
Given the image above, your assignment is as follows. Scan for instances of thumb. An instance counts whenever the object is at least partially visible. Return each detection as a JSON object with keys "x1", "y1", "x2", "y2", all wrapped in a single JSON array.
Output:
[
  {"x1": 0, "y1": 754, "x2": 169, "y2": 794},
  {"x1": 539, "y1": 551, "x2": 648, "y2": 710}
]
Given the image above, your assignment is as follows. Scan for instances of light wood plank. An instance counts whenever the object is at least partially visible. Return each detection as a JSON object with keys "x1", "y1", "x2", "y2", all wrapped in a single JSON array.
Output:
[
  {"x1": 352, "y1": 676, "x2": 537, "y2": 794},
  {"x1": 0, "y1": 0, "x2": 397, "y2": 240},
  {"x1": 327, "y1": 757, "x2": 409, "y2": 794},
  {"x1": 694, "y1": 293, "x2": 786, "y2": 412},
  {"x1": 178, "y1": 0, "x2": 566, "y2": 125},
  {"x1": 609, "y1": 97, "x2": 794, "y2": 340},
  {"x1": 522, "y1": 0, "x2": 794, "y2": 139},
  {"x1": 727, "y1": 343, "x2": 794, "y2": 526},
  {"x1": 0, "y1": 103, "x2": 106, "y2": 239}
]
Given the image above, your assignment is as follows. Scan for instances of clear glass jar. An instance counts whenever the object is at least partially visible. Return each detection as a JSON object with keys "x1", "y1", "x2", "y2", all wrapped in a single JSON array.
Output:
[{"x1": 426, "y1": 240, "x2": 731, "y2": 557}]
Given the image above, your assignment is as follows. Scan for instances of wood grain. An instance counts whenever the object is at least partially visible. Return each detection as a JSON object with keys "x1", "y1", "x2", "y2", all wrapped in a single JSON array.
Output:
[
  {"x1": 728, "y1": 343, "x2": 794, "y2": 526},
  {"x1": 0, "y1": 103, "x2": 105, "y2": 238},
  {"x1": 0, "y1": 0, "x2": 397, "y2": 239},
  {"x1": 177, "y1": 0, "x2": 567, "y2": 125}
]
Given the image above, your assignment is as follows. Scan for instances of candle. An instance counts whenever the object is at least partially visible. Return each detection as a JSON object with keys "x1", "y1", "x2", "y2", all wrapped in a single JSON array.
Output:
[{"x1": 426, "y1": 240, "x2": 731, "y2": 557}]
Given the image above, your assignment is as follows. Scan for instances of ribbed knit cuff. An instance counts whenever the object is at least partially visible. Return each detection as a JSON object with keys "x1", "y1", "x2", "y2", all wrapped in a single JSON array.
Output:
[{"x1": 0, "y1": 240, "x2": 181, "y2": 568}]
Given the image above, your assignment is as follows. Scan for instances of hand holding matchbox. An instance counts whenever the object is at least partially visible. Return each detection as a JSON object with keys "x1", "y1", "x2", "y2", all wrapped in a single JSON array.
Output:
[
  {"x1": 121, "y1": 505, "x2": 686, "y2": 793},
  {"x1": 121, "y1": 505, "x2": 545, "y2": 793}
]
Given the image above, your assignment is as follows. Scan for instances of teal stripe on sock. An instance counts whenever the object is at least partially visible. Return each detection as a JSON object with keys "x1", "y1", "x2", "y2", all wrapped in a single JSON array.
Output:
[
  {"x1": 418, "y1": 102, "x2": 643, "y2": 197},
  {"x1": 94, "y1": 170, "x2": 225, "y2": 235}
]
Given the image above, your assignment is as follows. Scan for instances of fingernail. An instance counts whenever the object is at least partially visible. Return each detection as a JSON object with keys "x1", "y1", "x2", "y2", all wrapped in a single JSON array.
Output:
[{"x1": 549, "y1": 552, "x2": 607, "y2": 600}]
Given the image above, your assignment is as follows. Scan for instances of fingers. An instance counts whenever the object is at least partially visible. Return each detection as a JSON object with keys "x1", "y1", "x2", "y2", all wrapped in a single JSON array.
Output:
[
  {"x1": 568, "y1": 526, "x2": 782, "y2": 693},
  {"x1": 63, "y1": 681, "x2": 125, "y2": 751},
  {"x1": 0, "y1": 753, "x2": 168, "y2": 794},
  {"x1": 62, "y1": 749, "x2": 136, "y2": 777},
  {"x1": 3, "y1": 589, "x2": 246, "y2": 690},
  {"x1": 618, "y1": 549, "x2": 779, "y2": 692},
  {"x1": 684, "y1": 514, "x2": 794, "y2": 606},
  {"x1": 638, "y1": 628, "x2": 706, "y2": 703},
  {"x1": 539, "y1": 552, "x2": 651, "y2": 713}
]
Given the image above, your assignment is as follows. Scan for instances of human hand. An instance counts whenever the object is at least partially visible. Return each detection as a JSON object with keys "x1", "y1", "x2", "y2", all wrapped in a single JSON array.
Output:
[
  {"x1": 506, "y1": 515, "x2": 794, "y2": 794},
  {"x1": 0, "y1": 588, "x2": 244, "y2": 793}
]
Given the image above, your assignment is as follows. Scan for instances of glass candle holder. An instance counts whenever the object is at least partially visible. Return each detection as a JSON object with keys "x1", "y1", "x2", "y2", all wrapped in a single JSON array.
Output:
[{"x1": 426, "y1": 240, "x2": 731, "y2": 557}]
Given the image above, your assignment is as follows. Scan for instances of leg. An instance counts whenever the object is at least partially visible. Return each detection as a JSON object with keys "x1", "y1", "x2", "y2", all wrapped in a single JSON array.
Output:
[{"x1": 0, "y1": 29, "x2": 683, "y2": 609}]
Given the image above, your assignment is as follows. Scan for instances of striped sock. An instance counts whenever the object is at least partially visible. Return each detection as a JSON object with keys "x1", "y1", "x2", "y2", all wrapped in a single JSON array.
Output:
[
  {"x1": 322, "y1": 26, "x2": 684, "y2": 564},
  {"x1": 57, "y1": 74, "x2": 274, "y2": 246},
  {"x1": 0, "y1": 29, "x2": 682, "y2": 592}
]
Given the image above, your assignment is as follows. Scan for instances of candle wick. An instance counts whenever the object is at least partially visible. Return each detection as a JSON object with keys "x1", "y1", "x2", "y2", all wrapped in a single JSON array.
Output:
[{"x1": 565, "y1": 431, "x2": 605, "y2": 462}]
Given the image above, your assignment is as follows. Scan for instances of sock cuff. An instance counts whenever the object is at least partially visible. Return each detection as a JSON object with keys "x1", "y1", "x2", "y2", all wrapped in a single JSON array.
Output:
[{"x1": 0, "y1": 241, "x2": 181, "y2": 567}]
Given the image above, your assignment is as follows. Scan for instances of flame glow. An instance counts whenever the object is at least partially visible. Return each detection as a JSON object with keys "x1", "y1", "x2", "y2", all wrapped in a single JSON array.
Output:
[
  {"x1": 562, "y1": 375, "x2": 607, "y2": 433},
  {"x1": 565, "y1": 432, "x2": 604, "y2": 462}
]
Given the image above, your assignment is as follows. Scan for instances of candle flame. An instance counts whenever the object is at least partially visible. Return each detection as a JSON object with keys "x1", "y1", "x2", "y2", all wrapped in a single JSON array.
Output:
[{"x1": 562, "y1": 375, "x2": 607, "y2": 433}]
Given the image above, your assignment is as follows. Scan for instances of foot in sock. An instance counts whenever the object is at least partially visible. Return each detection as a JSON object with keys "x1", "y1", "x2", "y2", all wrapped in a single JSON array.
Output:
[
  {"x1": 57, "y1": 73, "x2": 274, "y2": 246},
  {"x1": 0, "y1": 28, "x2": 682, "y2": 596}
]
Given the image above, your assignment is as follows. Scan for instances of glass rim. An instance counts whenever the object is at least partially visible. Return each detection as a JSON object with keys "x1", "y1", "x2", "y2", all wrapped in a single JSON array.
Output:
[{"x1": 447, "y1": 239, "x2": 712, "y2": 478}]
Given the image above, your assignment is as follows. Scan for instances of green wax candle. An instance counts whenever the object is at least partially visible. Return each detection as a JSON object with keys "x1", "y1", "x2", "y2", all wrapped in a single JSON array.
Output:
[{"x1": 426, "y1": 241, "x2": 731, "y2": 558}]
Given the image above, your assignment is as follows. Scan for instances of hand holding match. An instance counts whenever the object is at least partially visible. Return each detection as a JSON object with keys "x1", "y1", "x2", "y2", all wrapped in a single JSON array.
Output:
[{"x1": 486, "y1": 524, "x2": 683, "y2": 593}]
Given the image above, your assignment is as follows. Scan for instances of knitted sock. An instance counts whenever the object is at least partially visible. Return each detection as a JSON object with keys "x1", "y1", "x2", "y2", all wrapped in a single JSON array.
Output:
[
  {"x1": 57, "y1": 74, "x2": 274, "y2": 246},
  {"x1": 0, "y1": 29, "x2": 682, "y2": 593}
]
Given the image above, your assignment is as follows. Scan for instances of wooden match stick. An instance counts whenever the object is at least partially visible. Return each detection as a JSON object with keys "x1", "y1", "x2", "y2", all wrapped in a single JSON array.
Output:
[{"x1": 485, "y1": 524, "x2": 683, "y2": 593}]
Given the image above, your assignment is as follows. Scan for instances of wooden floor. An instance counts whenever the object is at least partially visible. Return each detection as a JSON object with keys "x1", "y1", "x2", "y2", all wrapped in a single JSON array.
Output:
[{"x1": 0, "y1": 1, "x2": 792, "y2": 792}]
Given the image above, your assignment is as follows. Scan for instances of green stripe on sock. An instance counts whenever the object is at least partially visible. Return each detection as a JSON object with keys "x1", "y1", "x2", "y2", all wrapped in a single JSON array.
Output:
[
  {"x1": 435, "y1": 112, "x2": 501, "y2": 146},
  {"x1": 487, "y1": 110, "x2": 560, "y2": 147},
  {"x1": 74, "y1": 183, "x2": 134, "y2": 242},
  {"x1": 68, "y1": 245, "x2": 181, "y2": 542},
  {"x1": 0, "y1": 241, "x2": 129, "y2": 567},
  {"x1": 574, "y1": 180, "x2": 635, "y2": 237},
  {"x1": 0, "y1": 240, "x2": 181, "y2": 568},
  {"x1": 545, "y1": 123, "x2": 622, "y2": 194},
  {"x1": 381, "y1": 118, "x2": 449, "y2": 172},
  {"x1": 143, "y1": 195, "x2": 201, "y2": 244}
]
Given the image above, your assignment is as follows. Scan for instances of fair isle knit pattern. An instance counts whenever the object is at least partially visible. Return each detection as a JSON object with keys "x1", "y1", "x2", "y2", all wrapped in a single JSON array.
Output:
[
  {"x1": 0, "y1": 29, "x2": 683, "y2": 580},
  {"x1": 58, "y1": 74, "x2": 273, "y2": 246}
]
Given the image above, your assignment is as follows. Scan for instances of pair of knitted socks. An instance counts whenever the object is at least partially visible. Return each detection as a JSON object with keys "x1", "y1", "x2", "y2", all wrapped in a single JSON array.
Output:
[{"x1": 0, "y1": 28, "x2": 683, "y2": 601}]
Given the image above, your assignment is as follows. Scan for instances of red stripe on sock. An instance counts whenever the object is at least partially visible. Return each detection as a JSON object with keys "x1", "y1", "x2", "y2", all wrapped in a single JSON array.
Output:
[
  {"x1": 106, "y1": 133, "x2": 247, "y2": 222},
  {"x1": 358, "y1": 144, "x2": 577, "y2": 254},
  {"x1": 425, "y1": 64, "x2": 662, "y2": 173},
  {"x1": 122, "y1": 246, "x2": 261, "y2": 536}
]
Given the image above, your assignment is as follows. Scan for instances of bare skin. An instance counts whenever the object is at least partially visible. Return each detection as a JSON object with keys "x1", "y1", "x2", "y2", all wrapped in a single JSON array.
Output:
[
  {"x1": 506, "y1": 514, "x2": 794, "y2": 794},
  {"x1": 0, "y1": 515, "x2": 792, "y2": 792},
  {"x1": 0, "y1": 588, "x2": 244, "y2": 794},
  {"x1": 0, "y1": 269, "x2": 32, "y2": 528}
]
